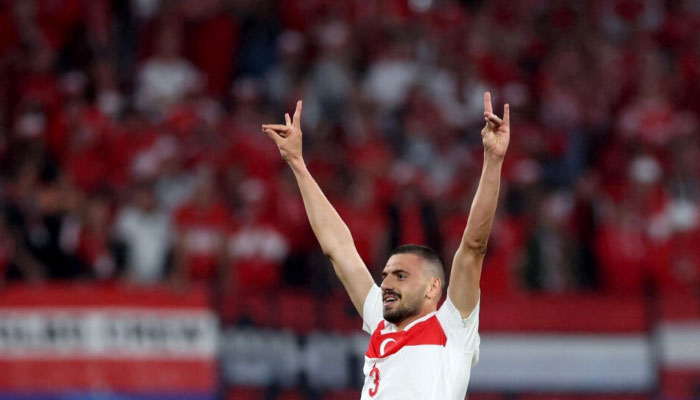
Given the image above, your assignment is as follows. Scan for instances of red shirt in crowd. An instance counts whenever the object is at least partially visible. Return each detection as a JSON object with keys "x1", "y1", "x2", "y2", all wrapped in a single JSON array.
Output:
[
  {"x1": 226, "y1": 218, "x2": 290, "y2": 291},
  {"x1": 175, "y1": 200, "x2": 231, "y2": 281},
  {"x1": 595, "y1": 217, "x2": 648, "y2": 293}
]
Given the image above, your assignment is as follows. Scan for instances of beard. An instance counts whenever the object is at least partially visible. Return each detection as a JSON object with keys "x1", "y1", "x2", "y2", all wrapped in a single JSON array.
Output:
[{"x1": 383, "y1": 291, "x2": 422, "y2": 325}]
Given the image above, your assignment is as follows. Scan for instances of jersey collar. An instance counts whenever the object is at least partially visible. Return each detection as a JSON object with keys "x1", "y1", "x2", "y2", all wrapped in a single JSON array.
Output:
[{"x1": 381, "y1": 311, "x2": 437, "y2": 334}]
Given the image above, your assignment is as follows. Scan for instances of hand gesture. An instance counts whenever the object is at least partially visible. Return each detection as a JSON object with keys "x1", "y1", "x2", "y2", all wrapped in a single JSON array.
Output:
[
  {"x1": 262, "y1": 100, "x2": 303, "y2": 163},
  {"x1": 481, "y1": 92, "x2": 510, "y2": 159}
]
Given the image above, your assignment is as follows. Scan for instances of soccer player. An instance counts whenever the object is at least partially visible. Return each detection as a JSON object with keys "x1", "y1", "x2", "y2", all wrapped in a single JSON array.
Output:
[{"x1": 262, "y1": 92, "x2": 509, "y2": 399}]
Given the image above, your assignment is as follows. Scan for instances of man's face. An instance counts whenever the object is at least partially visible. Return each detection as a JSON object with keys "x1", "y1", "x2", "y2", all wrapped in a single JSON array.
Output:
[{"x1": 380, "y1": 253, "x2": 429, "y2": 325}]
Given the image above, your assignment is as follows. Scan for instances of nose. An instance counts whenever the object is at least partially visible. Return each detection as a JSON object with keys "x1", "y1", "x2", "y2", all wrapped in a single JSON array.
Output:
[{"x1": 380, "y1": 275, "x2": 392, "y2": 291}]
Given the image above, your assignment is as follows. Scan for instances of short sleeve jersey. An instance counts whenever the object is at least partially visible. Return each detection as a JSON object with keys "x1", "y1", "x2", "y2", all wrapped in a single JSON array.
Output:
[{"x1": 360, "y1": 285, "x2": 480, "y2": 399}]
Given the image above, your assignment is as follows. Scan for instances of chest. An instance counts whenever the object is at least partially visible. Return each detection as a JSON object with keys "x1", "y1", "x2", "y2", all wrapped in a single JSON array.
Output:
[{"x1": 365, "y1": 316, "x2": 447, "y2": 359}]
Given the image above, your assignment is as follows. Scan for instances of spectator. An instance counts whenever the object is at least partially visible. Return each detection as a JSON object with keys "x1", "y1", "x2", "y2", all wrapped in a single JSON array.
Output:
[
  {"x1": 4, "y1": 161, "x2": 88, "y2": 280},
  {"x1": 183, "y1": 0, "x2": 238, "y2": 98},
  {"x1": 153, "y1": 138, "x2": 196, "y2": 213},
  {"x1": 265, "y1": 30, "x2": 307, "y2": 111},
  {"x1": 334, "y1": 176, "x2": 387, "y2": 270},
  {"x1": 226, "y1": 178, "x2": 289, "y2": 292},
  {"x1": 522, "y1": 192, "x2": 579, "y2": 292},
  {"x1": 75, "y1": 195, "x2": 117, "y2": 279},
  {"x1": 362, "y1": 34, "x2": 418, "y2": 111},
  {"x1": 386, "y1": 166, "x2": 442, "y2": 256},
  {"x1": 308, "y1": 20, "x2": 354, "y2": 122},
  {"x1": 91, "y1": 58, "x2": 125, "y2": 119},
  {"x1": 173, "y1": 168, "x2": 229, "y2": 284},
  {"x1": 0, "y1": 212, "x2": 43, "y2": 284},
  {"x1": 135, "y1": 23, "x2": 201, "y2": 117},
  {"x1": 1, "y1": 161, "x2": 46, "y2": 282},
  {"x1": 113, "y1": 181, "x2": 173, "y2": 284},
  {"x1": 595, "y1": 204, "x2": 649, "y2": 294},
  {"x1": 233, "y1": 0, "x2": 279, "y2": 79}
]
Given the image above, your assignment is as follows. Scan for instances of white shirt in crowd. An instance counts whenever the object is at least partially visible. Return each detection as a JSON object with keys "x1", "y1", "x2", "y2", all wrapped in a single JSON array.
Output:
[
  {"x1": 136, "y1": 57, "x2": 200, "y2": 115},
  {"x1": 114, "y1": 206, "x2": 172, "y2": 284}
]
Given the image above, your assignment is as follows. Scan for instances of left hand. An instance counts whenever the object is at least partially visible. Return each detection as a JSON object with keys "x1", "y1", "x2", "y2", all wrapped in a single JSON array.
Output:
[
  {"x1": 261, "y1": 100, "x2": 304, "y2": 164},
  {"x1": 481, "y1": 92, "x2": 510, "y2": 159}
]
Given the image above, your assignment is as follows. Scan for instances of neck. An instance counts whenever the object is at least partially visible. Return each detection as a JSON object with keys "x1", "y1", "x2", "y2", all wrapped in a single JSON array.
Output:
[{"x1": 394, "y1": 307, "x2": 435, "y2": 331}]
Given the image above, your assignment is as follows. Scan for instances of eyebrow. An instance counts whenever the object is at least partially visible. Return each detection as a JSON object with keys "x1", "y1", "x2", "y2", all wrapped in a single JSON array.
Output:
[{"x1": 382, "y1": 269, "x2": 409, "y2": 278}]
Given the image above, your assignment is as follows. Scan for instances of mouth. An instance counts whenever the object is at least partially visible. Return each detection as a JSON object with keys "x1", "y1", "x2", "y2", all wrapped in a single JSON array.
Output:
[{"x1": 383, "y1": 293, "x2": 399, "y2": 307}]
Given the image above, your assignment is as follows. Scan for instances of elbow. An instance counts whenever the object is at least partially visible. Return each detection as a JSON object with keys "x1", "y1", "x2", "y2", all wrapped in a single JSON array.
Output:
[
  {"x1": 321, "y1": 236, "x2": 355, "y2": 260},
  {"x1": 459, "y1": 238, "x2": 489, "y2": 256},
  {"x1": 320, "y1": 243, "x2": 337, "y2": 259},
  {"x1": 321, "y1": 246, "x2": 337, "y2": 260}
]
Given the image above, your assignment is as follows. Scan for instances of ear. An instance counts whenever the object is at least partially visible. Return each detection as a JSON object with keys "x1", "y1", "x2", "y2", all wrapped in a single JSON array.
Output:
[{"x1": 426, "y1": 277, "x2": 442, "y2": 300}]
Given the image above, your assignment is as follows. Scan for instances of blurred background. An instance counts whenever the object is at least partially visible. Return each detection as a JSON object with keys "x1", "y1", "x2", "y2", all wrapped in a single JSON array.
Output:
[{"x1": 0, "y1": 0, "x2": 698, "y2": 399}]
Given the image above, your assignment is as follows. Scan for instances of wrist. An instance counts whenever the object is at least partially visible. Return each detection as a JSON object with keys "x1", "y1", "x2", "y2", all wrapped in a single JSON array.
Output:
[
  {"x1": 483, "y1": 152, "x2": 505, "y2": 165},
  {"x1": 288, "y1": 156, "x2": 306, "y2": 171}
]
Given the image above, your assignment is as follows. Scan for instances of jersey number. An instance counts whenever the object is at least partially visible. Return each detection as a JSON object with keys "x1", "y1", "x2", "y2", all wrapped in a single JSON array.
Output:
[{"x1": 369, "y1": 363, "x2": 380, "y2": 397}]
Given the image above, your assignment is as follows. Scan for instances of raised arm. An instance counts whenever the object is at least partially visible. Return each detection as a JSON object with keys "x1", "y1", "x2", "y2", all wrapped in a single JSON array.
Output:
[
  {"x1": 448, "y1": 92, "x2": 510, "y2": 318},
  {"x1": 262, "y1": 101, "x2": 374, "y2": 315}
]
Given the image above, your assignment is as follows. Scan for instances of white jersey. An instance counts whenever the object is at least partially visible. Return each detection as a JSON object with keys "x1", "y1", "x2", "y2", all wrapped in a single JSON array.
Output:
[{"x1": 360, "y1": 285, "x2": 480, "y2": 400}]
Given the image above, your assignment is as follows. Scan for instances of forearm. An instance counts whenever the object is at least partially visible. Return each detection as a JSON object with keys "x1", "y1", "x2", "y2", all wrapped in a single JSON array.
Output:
[
  {"x1": 459, "y1": 153, "x2": 503, "y2": 254},
  {"x1": 288, "y1": 158, "x2": 355, "y2": 259}
]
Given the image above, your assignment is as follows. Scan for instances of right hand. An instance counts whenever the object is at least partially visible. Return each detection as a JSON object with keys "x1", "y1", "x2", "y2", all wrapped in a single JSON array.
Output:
[{"x1": 262, "y1": 100, "x2": 303, "y2": 163}]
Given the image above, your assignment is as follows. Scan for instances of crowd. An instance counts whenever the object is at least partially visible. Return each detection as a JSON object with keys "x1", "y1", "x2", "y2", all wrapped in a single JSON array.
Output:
[{"x1": 0, "y1": 0, "x2": 698, "y2": 309}]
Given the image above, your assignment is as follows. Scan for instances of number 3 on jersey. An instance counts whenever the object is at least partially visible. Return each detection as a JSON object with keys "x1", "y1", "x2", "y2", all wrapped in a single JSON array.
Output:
[{"x1": 369, "y1": 363, "x2": 380, "y2": 397}]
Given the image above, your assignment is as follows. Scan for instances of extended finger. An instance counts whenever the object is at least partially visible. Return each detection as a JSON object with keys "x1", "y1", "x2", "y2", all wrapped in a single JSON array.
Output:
[
  {"x1": 485, "y1": 112, "x2": 503, "y2": 125},
  {"x1": 504, "y1": 103, "x2": 510, "y2": 126},
  {"x1": 484, "y1": 92, "x2": 493, "y2": 114},
  {"x1": 293, "y1": 100, "x2": 302, "y2": 129},
  {"x1": 263, "y1": 128, "x2": 283, "y2": 144},
  {"x1": 261, "y1": 124, "x2": 290, "y2": 132},
  {"x1": 285, "y1": 113, "x2": 292, "y2": 126}
]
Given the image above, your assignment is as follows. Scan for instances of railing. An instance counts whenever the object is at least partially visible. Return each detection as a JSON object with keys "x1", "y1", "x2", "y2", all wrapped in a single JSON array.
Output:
[{"x1": 0, "y1": 283, "x2": 698, "y2": 399}]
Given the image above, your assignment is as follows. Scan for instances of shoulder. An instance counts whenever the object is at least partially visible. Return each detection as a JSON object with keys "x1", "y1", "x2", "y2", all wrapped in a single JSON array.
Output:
[
  {"x1": 362, "y1": 285, "x2": 384, "y2": 334},
  {"x1": 437, "y1": 293, "x2": 480, "y2": 331},
  {"x1": 435, "y1": 293, "x2": 480, "y2": 356}
]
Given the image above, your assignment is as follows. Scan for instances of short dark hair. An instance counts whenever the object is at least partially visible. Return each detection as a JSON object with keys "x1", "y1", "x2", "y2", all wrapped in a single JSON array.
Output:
[{"x1": 389, "y1": 244, "x2": 445, "y2": 295}]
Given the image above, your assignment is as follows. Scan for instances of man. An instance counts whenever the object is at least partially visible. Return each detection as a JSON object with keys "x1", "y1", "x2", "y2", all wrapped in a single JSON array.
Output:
[{"x1": 262, "y1": 92, "x2": 510, "y2": 399}]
